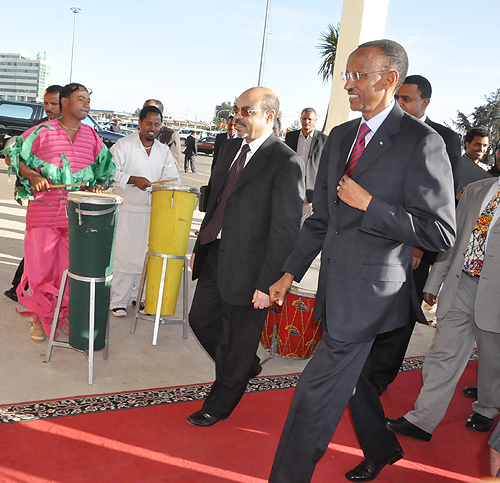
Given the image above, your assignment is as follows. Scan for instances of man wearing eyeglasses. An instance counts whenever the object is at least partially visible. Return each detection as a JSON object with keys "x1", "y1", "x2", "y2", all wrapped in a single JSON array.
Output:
[
  {"x1": 187, "y1": 86, "x2": 304, "y2": 428},
  {"x1": 268, "y1": 40, "x2": 456, "y2": 482},
  {"x1": 369, "y1": 74, "x2": 462, "y2": 396}
]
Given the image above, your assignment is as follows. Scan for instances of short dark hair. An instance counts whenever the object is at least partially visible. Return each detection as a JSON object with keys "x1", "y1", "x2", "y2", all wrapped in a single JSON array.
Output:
[
  {"x1": 45, "y1": 84, "x2": 63, "y2": 95},
  {"x1": 301, "y1": 107, "x2": 317, "y2": 116},
  {"x1": 358, "y1": 39, "x2": 408, "y2": 89},
  {"x1": 144, "y1": 99, "x2": 164, "y2": 113},
  {"x1": 59, "y1": 83, "x2": 90, "y2": 111},
  {"x1": 261, "y1": 92, "x2": 279, "y2": 115},
  {"x1": 139, "y1": 105, "x2": 163, "y2": 122},
  {"x1": 403, "y1": 75, "x2": 432, "y2": 99},
  {"x1": 464, "y1": 127, "x2": 490, "y2": 146}
]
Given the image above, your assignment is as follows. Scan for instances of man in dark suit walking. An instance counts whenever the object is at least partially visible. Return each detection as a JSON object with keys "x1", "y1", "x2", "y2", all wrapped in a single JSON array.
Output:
[
  {"x1": 184, "y1": 131, "x2": 197, "y2": 173},
  {"x1": 285, "y1": 108, "x2": 328, "y2": 221},
  {"x1": 187, "y1": 86, "x2": 304, "y2": 427},
  {"x1": 268, "y1": 40, "x2": 456, "y2": 482},
  {"x1": 212, "y1": 114, "x2": 238, "y2": 170},
  {"x1": 369, "y1": 74, "x2": 462, "y2": 395}
]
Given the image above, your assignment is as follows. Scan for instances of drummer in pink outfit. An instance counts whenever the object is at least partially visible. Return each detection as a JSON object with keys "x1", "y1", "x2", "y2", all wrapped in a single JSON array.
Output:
[{"x1": 3, "y1": 83, "x2": 115, "y2": 341}]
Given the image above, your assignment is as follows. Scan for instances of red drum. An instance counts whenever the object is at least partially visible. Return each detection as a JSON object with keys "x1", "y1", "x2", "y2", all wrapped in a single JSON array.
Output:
[{"x1": 262, "y1": 286, "x2": 323, "y2": 359}]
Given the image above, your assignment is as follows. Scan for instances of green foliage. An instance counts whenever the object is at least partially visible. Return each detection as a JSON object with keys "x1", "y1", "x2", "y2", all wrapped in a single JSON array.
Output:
[
  {"x1": 133, "y1": 107, "x2": 141, "y2": 117},
  {"x1": 453, "y1": 88, "x2": 500, "y2": 143},
  {"x1": 317, "y1": 23, "x2": 340, "y2": 83},
  {"x1": 213, "y1": 99, "x2": 236, "y2": 130}
]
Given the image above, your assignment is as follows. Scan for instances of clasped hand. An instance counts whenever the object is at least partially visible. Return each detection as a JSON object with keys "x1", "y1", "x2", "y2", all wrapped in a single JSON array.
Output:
[{"x1": 337, "y1": 174, "x2": 372, "y2": 212}]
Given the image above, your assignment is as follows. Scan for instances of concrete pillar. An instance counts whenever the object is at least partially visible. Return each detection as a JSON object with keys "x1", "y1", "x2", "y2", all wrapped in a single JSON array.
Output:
[{"x1": 323, "y1": 0, "x2": 390, "y2": 133}]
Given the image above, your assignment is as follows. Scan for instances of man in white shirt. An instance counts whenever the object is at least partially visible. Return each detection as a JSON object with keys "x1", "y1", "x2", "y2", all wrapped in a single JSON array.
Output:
[
  {"x1": 285, "y1": 108, "x2": 328, "y2": 221},
  {"x1": 110, "y1": 106, "x2": 180, "y2": 317}
]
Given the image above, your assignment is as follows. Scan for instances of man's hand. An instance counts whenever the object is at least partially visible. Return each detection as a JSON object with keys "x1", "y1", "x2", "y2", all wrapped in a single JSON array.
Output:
[
  {"x1": 456, "y1": 187, "x2": 465, "y2": 201},
  {"x1": 413, "y1": 247, "x2": 424, "y2": 269},
  {"x1": 252, "y1": 289, "x2": 270, "y2": 310},
  {"x1": 89, "y1": 184, "x2": 104, "y2": 193},
  {"x1": 190, "y1": 252, "x2": 195, "y2": 271},
  {"x1": 423, "y1": 292, "x2": 437, "y2": 307},
  {"x1": 269, "y1": 273, "x2": 294, "y2": 306},
  {"x1": 337, "y1": 174, "x2": 372, "y2": 211},
  {"x1": 129, "y1": 176, "x2": 152, "y2": 191},
  {"x1": 30, "y1": 173, "x2": 51, "y2": 192}
]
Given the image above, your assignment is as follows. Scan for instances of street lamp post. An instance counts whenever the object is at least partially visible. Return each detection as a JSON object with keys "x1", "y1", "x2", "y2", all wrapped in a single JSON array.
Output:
[
  {"x1": 69, "y1": 5, "x2": 81, "y2": 83},
  {"x1": 258, "y1": 0, "x2": 271, "y2": 86}
]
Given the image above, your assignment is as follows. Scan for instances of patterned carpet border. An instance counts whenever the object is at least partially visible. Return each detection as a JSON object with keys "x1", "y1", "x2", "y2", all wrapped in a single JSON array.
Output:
[{"x1": 0, "y1": 351, "x2": 478, "y2": 425}]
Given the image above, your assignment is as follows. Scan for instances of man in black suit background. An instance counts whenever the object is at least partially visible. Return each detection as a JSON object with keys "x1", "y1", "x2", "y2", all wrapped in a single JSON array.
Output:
[
  {"x1": 187, "y1": 86, "x2": 304, "y2": 427},
  {"x1": 212, "y1": 114, "x2": 238, "y2": 170},
  {"x1": 285, "y1": 108, "x2": 328, "y2": 221},
  {"x1": 268, "y1": 40, "x2": 456, "y2": 482},
  {"x1": 369, "y1": 74, "x2": 462, "y2": 395},
  {"x1": 184, "y1": 131, "x2": 197, "y2": 173}
]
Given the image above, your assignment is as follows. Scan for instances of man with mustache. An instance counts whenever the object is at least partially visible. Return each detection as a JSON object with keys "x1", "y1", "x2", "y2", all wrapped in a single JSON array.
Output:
[
  {"x1": 268, "y1": 40, "x2": 456, "y2": 482},
  {"x1": 4, "y1": 83, "x2": 115, "y2": 341},
  {"x1": 109, "y1": 105, "x2": 180, "y2": 317},
  {"x1": 187, "y1": 86, "x2": 304, "y2": 427}
]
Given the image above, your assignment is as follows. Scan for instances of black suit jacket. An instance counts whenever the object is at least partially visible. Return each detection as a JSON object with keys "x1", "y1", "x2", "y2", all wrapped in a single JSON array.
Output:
[
  {"x1": 425, "y1": 118, "x2": 461, "y2": 181},
  {"x1": 212, "y1": 132, "x2": 229, "y2": 170},
  {"x1": 285, "y1": 129, "x2": 328, "y2": 202},
  {"x1": 185, "y1": 134, "x2": 197, "y2": 157},
  {"x1": 193, "y1": 133, "x2": 305, "y2": 305},
  {"x1": 283, "y1": 103, "x2": 456, "y2": 342}
]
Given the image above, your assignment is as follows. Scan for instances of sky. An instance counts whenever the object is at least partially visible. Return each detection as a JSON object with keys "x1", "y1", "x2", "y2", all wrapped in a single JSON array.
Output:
[{"x1": 3, "y1": 0, "x2": 500, "y2": 131}]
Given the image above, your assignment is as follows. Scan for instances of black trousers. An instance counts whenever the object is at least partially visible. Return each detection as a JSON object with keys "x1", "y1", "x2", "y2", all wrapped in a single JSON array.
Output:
[
  {"x1": 11, "y1": 258, "x2": 24, "y2": 289},
  {"x1": 269, "y1": 330, "x2": 400, "y2": 482},
  {"x1": 189, "y1": 241, "x2": 264, "y2": 419},
  {"x1": 369, "y1": 257, "x2": 430, "y2": 390}
]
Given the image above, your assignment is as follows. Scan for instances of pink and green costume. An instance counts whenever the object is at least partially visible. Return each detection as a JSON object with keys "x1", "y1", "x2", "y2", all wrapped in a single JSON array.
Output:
[{"x1": 4, "y1": 119, "x2": 115, "y2": 335}]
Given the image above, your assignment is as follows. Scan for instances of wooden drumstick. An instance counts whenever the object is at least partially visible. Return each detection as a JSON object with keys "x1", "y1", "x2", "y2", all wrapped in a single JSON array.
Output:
[
  {"x1": 49, "y1": 182, "x2": 90, "y2": 189},
  {"x1": 150, "y1": 178, "x2": 178, "y2": 185}
]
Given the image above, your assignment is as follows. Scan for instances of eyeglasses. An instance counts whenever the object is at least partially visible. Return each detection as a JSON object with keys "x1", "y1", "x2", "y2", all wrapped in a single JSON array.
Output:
[
  {"x1": 231, "y1": 107, "x2": 264, "y2": 117},
  {"x1": 340, "y1": 70, "x2": 391, "y2": 82}
]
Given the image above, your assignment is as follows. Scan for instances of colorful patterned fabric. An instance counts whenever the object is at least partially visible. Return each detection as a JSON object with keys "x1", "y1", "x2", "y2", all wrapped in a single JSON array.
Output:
[{"x1": 463, "y1": 190, "x2": 500, "y2": 276}]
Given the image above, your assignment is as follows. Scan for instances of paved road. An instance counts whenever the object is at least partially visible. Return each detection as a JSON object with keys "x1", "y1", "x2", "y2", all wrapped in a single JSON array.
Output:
[{"x1": 179, "y1": 152, "x2": 212, "y2": 190}]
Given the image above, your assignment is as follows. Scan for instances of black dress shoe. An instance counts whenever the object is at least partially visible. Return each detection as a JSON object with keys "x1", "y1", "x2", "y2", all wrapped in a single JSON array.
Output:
[
  {"x1": 345, "y1": 447, "x2": 404, "y2": 481},
  {"x1": 250, "y1": 364, "x2": 262, "y2": 378},
  {"x1": 462, "y1": 386, "x2": 478, "y2": 400},
  {"x1": 465, "y1": 412, "x2": 494, "y2": 432},
  {"x1": 186, "y1": 410, "x2": 227, "y2": 427},
  {"x1": 4, "y1": 287, "x2": 18, "y2": 302},
  {"x1": 386, "y1": 417, "x2": 432, "y2": 441}
]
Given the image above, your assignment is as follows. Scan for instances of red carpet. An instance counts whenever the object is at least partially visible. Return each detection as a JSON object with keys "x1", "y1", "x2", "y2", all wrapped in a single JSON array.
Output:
[{"x1": 0, "y1": 361, "x2": 491, "y2": 482}]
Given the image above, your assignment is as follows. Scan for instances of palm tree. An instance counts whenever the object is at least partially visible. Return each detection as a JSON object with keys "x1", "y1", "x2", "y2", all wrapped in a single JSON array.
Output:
[{"x1": 317, "y1": 23, "x2": 340, "y2": 83}]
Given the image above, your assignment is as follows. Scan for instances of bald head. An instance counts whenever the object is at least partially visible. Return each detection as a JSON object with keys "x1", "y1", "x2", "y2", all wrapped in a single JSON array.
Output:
[{"x1": 233, "y1": 87, "x2": 279, "y2": 142}]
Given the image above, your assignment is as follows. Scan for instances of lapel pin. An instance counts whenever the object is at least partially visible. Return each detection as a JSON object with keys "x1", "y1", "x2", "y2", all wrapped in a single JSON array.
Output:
[{"x1": 379, "y1": 141, "x2": 383, "y2": 145}]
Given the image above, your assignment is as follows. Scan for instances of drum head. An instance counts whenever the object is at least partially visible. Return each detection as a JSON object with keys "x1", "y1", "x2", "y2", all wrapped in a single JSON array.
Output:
[
  {"x1": 289, "y1": 285, "x2": 317, "y2": 298},
  {"x1": 67, "y1": 191, "x2": 123, "y2": 205},
  {"x1": 152, "y1": 184, "x2": 199, "y2": 194}
]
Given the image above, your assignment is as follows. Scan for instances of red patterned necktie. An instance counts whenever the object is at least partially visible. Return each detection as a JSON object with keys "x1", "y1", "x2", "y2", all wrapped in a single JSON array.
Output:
[
  {"x1": 344, "y1": 122, "x2": 370, "y2": 176},
  {"x1": 200, "y1": 144, "x2": 251, "y2": 245}
]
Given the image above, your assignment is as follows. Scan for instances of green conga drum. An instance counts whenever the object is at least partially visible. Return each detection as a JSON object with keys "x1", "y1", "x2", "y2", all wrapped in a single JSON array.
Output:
[{"x1": 67, "y1": 192, "x2": 123, "y2": 351}]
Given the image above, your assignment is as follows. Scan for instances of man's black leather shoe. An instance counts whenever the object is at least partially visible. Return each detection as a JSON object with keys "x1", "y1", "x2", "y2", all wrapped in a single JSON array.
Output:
[
  {"x1": 462, "y1": 386, "x2": 478, "y2": 400},
  {"x1": 4, "y1": 288, "x2": 18, "y2": 302},
  {"x1": 345, "y1": 447, "x2": 404, "y2": 481},
  {"x1": 465, "y1": 412, "x2": 494, "y2": 432},
  {"x1": 186, "y1": 410, "x2": 227, "y2": 427},
  {"x1": 386, "y1": 417, "x2": 432, "y2": 441}
]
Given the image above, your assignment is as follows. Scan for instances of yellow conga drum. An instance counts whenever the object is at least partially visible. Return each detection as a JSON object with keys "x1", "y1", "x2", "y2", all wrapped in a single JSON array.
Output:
[{"x1": 145, "y1": 184, "x2": 198, "y2": 315}]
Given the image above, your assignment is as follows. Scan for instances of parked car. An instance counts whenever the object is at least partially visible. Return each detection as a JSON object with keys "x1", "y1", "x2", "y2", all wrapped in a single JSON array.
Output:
[
  {"x1": 197, "y1": 136, "x2": 216, "y2": 155},
  {"x1": 0, "y1": 100, "x2": 124, "y2": 150}
]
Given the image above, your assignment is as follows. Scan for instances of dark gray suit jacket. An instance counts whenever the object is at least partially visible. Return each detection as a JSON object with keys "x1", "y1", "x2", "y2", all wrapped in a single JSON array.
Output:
[
  {"x1": 425, "y1": 118, "x2": 461, "y2": 178},
  {"x1": 285, "y1": 129, "x2": 328, "y2": 202},
  {"x1": 454, "y1": 154, "x2": 493, "y2": 195},
  {"x1": 193, "y1": 133, "x2": 305, "y2": 305},
  {"x1": 283, "y1": 103, "x2": 456, "y2": 342}
]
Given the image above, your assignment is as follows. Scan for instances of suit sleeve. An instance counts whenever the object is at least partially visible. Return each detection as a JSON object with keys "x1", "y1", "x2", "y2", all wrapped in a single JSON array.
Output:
[
  {"x1": 168, "y1": 131, "x2": 182, "y2": 170},
  {"x1": 282, "y1": 134, "x2": 333, "y2": 280},
  {"x1": 255, "y1": 152, "x2": 305, "y2": 293},
  {"x1": 359, "y1": 131, "x2": 456, "y2": 252}
]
